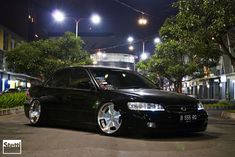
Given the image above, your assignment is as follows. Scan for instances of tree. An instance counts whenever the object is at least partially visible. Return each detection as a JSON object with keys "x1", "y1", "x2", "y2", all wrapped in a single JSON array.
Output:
[
  {"x1": 137, "y1": 0, "x2": 234, "y2": 93},
  {"x1": 6, "y1": 32, "x2": 92, "y2": 79},
  {"x1": 137, "y1": 40, "x2": 199, "y2": 93},
  {"x1": 172, "y1": 0, "x2": 235, "y2": 67},
  {"x1": 159, "y1": 15, "x2": 221, "y2": 74}
]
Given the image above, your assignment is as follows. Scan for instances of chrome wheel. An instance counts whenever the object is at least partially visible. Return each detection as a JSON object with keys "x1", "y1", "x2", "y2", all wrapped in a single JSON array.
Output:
[
  {"x1": 97, "y1": 103, "x2": 122, "y2": 134},
  {"x1": 29, "y1": 100, "x2": 41, "y2": 124}
]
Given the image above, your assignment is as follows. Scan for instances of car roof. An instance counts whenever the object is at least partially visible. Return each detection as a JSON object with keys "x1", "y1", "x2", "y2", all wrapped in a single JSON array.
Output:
[{"x1": 65, "y1": 65, "x2": 131, "y2": 71}]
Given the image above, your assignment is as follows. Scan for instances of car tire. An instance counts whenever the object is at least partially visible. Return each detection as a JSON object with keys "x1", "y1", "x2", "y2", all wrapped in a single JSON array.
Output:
[
  {"x1": 28, "y1": 99, "x2": 45, "y2": 126},
  {"x1": 97, "y1": 102, "x2": 123, "y2": 135}
]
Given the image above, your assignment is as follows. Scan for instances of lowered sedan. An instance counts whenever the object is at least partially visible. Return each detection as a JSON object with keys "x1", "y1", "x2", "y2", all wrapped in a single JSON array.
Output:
[{"x1": 24, "y1": 66, "x2": 208, "y2": 135}]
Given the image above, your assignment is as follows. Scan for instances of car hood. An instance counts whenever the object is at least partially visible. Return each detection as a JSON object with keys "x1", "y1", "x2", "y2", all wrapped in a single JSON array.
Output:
[{"x1": 115, "y1": 89, "x2": 198, "y2": 105}]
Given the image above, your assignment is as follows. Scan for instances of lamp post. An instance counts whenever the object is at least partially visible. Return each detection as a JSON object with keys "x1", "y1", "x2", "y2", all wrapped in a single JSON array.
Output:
[
  {"x1": 141, "y1": 40, "x2": 148, "y2": 60},
  {"x1": 52, "y1": 10, "x2": 101, "y2": 38},
  {"x1": 127, "y1": 36, "x2": 161, "y2": 60}
]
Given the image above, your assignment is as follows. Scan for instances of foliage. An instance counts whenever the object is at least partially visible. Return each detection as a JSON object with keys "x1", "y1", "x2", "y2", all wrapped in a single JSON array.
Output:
[
  {"x1": 6, "y1": 32, "x2": 92, "y2": 79},
  {"x1": 227, "y1": 110, "x2": 235, "y2": 113},
  {"x1": 137, "y1": 40, "x2": 199, "y2": 92},
  {"x1": 206, "y1": 101, "x2": 234, "y2": 108},
  {"x1": 138, "y1": 0, "x2": 235, "y2": 92},
  {"x1": 172, "y1": 0, "x2": 235, "y2": 66},
  {"x1": 0, "y1": 92, "x2": 26, "y2": 109}
]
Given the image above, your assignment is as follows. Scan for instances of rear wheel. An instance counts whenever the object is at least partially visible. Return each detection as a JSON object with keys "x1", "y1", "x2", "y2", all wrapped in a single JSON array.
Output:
[
  {"x1": 97, "y1": 102, "x2": 122, "y2": 135},
  {"x1": 29, "y1": 100, "x2": 44, "y2": 126}
]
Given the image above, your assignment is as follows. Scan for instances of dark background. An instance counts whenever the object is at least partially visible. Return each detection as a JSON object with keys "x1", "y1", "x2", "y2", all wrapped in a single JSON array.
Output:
[{"x1": 0, "y1": 0, "x2": 177, "y2": 55}]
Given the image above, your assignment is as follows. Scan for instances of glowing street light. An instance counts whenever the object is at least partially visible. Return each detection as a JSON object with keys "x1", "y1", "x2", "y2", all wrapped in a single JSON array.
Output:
[
  {"x1": 128, "y1": 45, "x2": 134, "y2": 51},
  {"x1": 138, "y1": 16, "x2": 148, "y2": 26},
  {"x1": 91, "y1": 14, "x2": 101, "y2": 25},
  {"x1": 140, "y1": 52, "x2": 148, "y2": 60},
  {"x1": 52, "y1": 9, "x2": 102, "y2": 38},
  {"x1": 127, "y1": 36, "x2": 134, "y2": 43},
  {"x1": 154, "y1": 37, "x2": 161, "y2": 44},
  {"x1": 52, "y1": 10, "x2": 65, "y2": 22}
]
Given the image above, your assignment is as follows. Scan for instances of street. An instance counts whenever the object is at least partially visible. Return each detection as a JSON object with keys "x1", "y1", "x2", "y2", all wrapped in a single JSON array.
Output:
[{"x1": 0, "y1": 111, "x2": 234, "y2": 157}]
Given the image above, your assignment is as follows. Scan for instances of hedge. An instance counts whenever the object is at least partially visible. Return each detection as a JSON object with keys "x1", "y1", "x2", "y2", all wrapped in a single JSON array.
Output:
[
  {"x1": 0, "y1": 92, "x2": 26, "y2": 109},
  {"x1": 205, "y1": 101, "x2": 235, "y2": 108}
]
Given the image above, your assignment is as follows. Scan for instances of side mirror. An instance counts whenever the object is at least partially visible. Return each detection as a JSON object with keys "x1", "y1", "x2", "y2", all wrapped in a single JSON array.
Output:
[{"x1": 154, "y1": 83, "x2": 162, "y2": 90}]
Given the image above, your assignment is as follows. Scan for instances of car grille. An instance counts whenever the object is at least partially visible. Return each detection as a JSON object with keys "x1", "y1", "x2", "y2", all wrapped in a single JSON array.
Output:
[{"x1": 165, "y1": 104, "x2": 197, "y2": 113}]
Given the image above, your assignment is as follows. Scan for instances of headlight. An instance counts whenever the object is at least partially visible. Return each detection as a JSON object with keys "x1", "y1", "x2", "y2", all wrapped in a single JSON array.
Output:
[
  {"x1": 197, "y1": 102, "x2": 204, "y2": 110},
  {"x1": 127, "y1": 102, "x2": 165, "y2": 111}
]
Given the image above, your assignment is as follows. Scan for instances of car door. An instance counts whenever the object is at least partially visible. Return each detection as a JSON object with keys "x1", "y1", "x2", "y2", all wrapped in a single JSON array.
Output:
[
  {"x1": 65, "y1": 68, "x2": 100, "y2": 124},
  {"x1": 42, "y1": 69, "x2": 71, "y2": 121}
]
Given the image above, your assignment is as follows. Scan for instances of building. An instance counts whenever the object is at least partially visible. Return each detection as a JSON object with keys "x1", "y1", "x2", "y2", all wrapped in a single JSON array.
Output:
[
  {"x1": 91, "y1": 52, "x2": 136, "y2": 70},
  {"x1": 0, "y1": 24, "x2": 40, "y2": 92},
  {"x1": 183, "y1": 30, "x2": 235, "y2": 101}
]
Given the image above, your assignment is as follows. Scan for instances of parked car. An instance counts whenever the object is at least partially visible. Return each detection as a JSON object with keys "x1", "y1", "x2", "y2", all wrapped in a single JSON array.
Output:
[
  {"x1": 24, "y1": 66, "x2": 208, "y2": 135},
  {"x1": 2, "y1": 88, "x2": 20, "y2": 94}
]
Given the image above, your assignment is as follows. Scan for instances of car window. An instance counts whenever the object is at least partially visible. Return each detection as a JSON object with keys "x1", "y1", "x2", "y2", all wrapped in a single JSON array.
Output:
[
  {"x1": 68, "y1": 68, "x2": 92, "y2": 90},
  {"x1": 45, "y1": 69, "x2": 69, "y2": 88},
  {"x1": 90, "y1": 69, "x2": 156, "y2": 90}
]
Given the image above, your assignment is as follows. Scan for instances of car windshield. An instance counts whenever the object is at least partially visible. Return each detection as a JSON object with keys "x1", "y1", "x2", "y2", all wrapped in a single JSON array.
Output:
[{"x1": 90, "y1": 69, "x2": 156, "y2": 90}]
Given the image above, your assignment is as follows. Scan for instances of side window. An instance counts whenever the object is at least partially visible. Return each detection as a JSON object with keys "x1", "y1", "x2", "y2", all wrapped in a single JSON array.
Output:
[
  {"x1": 46, "y1": 70, "x2": 69, "y2": 88},
  {"x1": 68, "y1": 69, "x2": 92, "y2": 90}
]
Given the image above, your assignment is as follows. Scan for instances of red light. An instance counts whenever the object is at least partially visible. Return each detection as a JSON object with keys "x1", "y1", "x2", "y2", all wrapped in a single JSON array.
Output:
[{"x1": 26, "y1": 90, "x2": 31, "y2": 99}]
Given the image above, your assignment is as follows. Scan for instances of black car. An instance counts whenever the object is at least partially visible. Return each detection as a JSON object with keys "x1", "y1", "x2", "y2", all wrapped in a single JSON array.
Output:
[{"x1": 24, "y1": 66, "x2": 208, "y2": 135}]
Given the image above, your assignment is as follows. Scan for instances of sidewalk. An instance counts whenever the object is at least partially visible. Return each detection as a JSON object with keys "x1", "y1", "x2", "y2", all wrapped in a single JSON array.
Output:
[
  {"x1": 221, "y1": 111, "x2": 235, "y2": 120},
  {"x1": 0, "y1": 106, "x2": 24, "y2": 116}
]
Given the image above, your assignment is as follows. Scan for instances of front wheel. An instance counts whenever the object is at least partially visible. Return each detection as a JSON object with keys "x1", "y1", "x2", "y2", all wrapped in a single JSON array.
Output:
[{"x1": 97, "y1": 102, "x2": 123, "y2": 135}]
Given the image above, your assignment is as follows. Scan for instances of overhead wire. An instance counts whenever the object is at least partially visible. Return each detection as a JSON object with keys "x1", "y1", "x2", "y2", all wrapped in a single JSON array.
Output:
[
  {"x1": 112, "y1": 0, "x2": 149, "y2": 15},
  {"x1": 90, "y1": 0, "x2": 156, "y2": 52}
]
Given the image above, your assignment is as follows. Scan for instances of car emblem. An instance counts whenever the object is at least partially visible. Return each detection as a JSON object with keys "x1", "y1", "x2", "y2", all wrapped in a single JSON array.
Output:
[{"x1": 180, "y1": 106, "x2": 187, "y2": 111}]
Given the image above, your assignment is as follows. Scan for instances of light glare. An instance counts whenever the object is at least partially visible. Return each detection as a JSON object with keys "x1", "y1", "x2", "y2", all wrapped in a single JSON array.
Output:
[
  {"x1": 128, "y1": 45, "x2": 134, "y2": 51},
  {"x1": 154, "y1": 37, "x2": 161, "y2": 44},
  {"x1": 140, "y1": 52, "x2": 148, "y2": 60},
  {"x1": 127, "y1": 36, "x2": 134, "y2": 43},
  {"x1": 138, "y1": 17, "x2": 148, "y2": 25},
  {"x1": 52, "y1": 10, "x2": 65, "y2": 22},
  {"x1": 91, "y1": 14, "x2": 101, "y2": 24}
]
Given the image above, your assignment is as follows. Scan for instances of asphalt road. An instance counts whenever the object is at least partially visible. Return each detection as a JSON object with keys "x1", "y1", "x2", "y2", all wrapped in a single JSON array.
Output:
[{"x1": 0, "y1": 111, "x2": 235, "y2": 157}]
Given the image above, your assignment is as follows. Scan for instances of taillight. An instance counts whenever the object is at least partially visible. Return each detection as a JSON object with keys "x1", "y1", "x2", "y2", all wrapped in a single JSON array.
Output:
[{"x1": 26, "y1": 89, "x2": 31, "y2": 99}]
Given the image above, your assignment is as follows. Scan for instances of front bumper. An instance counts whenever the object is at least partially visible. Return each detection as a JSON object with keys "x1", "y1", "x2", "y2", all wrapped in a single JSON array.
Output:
[{"x1": 124, "y1": 110, "x2": 208, "y2": 132}]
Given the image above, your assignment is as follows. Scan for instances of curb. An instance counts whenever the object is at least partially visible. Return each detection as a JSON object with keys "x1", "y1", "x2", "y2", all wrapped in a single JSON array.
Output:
[
  {"x1": 0, "y1": 106, "x2": 24, "y2": 116},
  {"x1": 221, "y1": 111, "x2": 235, "y2": 120}
]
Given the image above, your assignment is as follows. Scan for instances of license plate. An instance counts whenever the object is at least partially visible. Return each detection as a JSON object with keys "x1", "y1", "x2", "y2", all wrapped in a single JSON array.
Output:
[{"x1": 180, "y1": 114, "x2": 197, "y2": 122}]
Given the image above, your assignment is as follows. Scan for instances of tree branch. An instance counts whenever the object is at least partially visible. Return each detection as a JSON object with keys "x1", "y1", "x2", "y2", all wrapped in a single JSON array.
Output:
[{"x1": 218, "y1": 36, "x2": 235, "y2": 65}]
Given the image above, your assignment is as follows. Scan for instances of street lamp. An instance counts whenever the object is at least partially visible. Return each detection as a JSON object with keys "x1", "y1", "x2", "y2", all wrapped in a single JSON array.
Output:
[
  {"x1": 52, "y1": 10, "x2": 65, "y2": 22},
  {"x1": 140, "y1": 52, "x2": 148, "y2": 60},
  {"x1": 91, "y1": 14, "x2": 101, "y2": 25},
  {"x1": 127, "y1": 36, "x2": 134, "y2": 43},
  {"x1": 126, "y1": 36, "x2": 161, "y2": 60},
  {"x1": 138, "y1": 14, "x2": 148, "y2": 26},
  {"x1": 154, "y1": 37, "x2": 161, "y2": 44},
  {"x1": 52, "y1": 10, "x2": 102, "y2": 38},
  {"x1": 128, "y1": 45, "x2": 134, "y2": 51},
  {"x1": 127, "y1": 36, "x2": 134, "y2": 52},
  {"x1": 140, "y1": 40, "x2": 149, "y2": 60}
]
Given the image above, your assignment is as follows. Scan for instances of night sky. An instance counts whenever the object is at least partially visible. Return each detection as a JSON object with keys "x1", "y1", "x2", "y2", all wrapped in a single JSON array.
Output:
[{"x1": 0, "y1": 0, "x2": 177, "y2": 56}]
